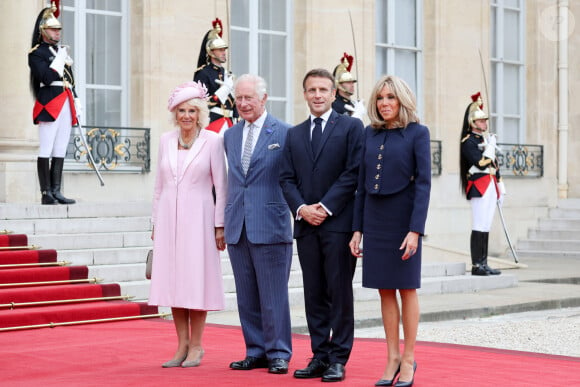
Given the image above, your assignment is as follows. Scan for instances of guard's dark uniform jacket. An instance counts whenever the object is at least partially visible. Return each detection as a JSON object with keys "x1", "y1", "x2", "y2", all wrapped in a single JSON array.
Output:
[
  {"x1": 28, "y1": 41, "x2": 77, "y2": 125},
  {"x1": 460, "y1": 132, "x2": 501, "y2": 200},
  {"x1": 332, "y1": 94, "x2": 355, "y2": 116},
  {"x1": 194, "y1": 63, "x2": 237, "y2": 132}
]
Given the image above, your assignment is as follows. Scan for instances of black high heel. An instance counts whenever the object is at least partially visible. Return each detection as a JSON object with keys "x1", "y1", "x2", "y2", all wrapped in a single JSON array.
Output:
[
  {"x1": 394, "y1": 361, "x2": 417, "y2": 387},
  {"x1": 375, "y1": 364, "x2": 401, "y2": 386}
]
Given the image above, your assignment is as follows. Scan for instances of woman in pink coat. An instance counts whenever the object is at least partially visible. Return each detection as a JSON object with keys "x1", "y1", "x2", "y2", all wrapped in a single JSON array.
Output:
[{"x1": 149, "y1": 81, "x2": 227, "y2": 368}]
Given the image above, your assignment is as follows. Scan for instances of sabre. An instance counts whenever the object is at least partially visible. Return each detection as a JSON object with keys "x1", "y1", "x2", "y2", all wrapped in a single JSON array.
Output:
[
  {"x1": 348, "y1": 9, "x2": 360, "y2": 99},
  {"x1": 479, "y1": 49, "x2": 516, "y2": 262},
  {"x1": 496, "y1": 201, "x2": 519, "y2": 263},
  {"x1": 72, "y1": 92, "x2": 105, "y2": 186}
]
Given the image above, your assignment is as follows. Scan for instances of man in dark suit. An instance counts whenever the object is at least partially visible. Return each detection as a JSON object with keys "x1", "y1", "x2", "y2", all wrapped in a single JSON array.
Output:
[
  {"x1": 224, "y1": 74, "x2": 293, "y2": 375},
  {"x1": 280, "y1": 68, "x2": 363, "y2": 382}
]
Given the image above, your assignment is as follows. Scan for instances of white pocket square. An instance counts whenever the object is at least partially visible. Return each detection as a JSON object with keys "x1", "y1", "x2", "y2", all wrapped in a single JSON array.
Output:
[{"x1": 268, "y1": 143, "x2": 280, "y2": 150}]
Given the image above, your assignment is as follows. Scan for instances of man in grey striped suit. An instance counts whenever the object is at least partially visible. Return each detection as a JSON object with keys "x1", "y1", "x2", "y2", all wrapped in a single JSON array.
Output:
[{"x1": 224, "y1": 74, "x2": 293, "y2": 375}]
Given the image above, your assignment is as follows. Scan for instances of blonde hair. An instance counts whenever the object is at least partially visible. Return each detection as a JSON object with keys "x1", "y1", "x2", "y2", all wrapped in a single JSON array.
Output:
[
  {"x1": 367, "y1": 75, "x2": 419, "y2": 129},
  {"x1": 170, "y1": 98, "x2": 210, "y2": 129}
]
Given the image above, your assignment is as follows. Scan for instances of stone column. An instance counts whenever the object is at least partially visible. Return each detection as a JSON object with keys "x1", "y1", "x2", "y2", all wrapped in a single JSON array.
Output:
[{"x1": 0, "y1": 2, "x2": 42, "y2": 203}]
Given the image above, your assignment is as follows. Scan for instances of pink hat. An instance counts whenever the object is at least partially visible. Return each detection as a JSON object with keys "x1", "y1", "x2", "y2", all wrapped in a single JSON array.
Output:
[{"x1": 167, "y1": 81, "x2": 208, "y2": 111}]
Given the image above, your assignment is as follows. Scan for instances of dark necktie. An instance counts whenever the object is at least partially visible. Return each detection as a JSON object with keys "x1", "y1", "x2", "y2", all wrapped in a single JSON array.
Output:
[{"x1": 311, "y1": 117, "x2": 322, "y2": 155}]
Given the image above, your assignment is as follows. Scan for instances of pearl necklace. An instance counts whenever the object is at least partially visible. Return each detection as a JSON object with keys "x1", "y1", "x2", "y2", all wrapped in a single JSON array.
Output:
[{"x1": 178, "y1": 129, "x2": 200, "y2": 149}]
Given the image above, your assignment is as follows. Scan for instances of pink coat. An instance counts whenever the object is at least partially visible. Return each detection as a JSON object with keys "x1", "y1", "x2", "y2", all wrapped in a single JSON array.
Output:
[{"x1": 148, "y1": 129, "x2": 227, "y2": 310}]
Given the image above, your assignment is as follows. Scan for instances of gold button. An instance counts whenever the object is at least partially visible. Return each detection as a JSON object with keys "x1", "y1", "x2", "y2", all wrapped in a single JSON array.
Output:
[
  {"x1": 375, "y1": 174, "x2": 380, "y2": 179},
  {"x1": 374, "y1": 184, "x2": 379, "y2": 189},
  {"x1": 380, "y1": 145, "x2": 384, "y2": 150},
  {"x1": 378, "y1": 154, "x2": 383, "y2": 160},
  {"x1": 376, "y1": 164, "x2": 381, "y2": 170}
]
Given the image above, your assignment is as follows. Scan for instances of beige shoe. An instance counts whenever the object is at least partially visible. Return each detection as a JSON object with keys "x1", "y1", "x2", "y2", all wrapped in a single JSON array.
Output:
[
  {"x1": 181, "y1": 346, "x2": 204, "y2": 368},
  {"x1": 162, "y1": 353, "x2": 187, "y2": 368}
]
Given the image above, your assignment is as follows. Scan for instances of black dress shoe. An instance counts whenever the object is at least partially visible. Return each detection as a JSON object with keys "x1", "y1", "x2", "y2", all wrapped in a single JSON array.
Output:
[
  {"x1": 322, "y1": 363, "x2": 345, "y2": 382},
  {"x1": 471, "y1": 264, "x2": 490, "y2": 276},
  {"x1": 268, "y1": 358, "x2": 289, "y2": 374},
  {"x1": 483, "y1": 264, "x2": 501, "y2": 275},
  {"x1": 375, "y1": 363, "x2": 401, "y2": 386},
  {"x1": 293, "y1": 358, "x2": 329, "y2": 378},
  {"x1": 394, "y1": 361, "x2": 417, "y2": 387},
  {"x1": 229, "y1": 356, "x2": 269, "y2": 370}
]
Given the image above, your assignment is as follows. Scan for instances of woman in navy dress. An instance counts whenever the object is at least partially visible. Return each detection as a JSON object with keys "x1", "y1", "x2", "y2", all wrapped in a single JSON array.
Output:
[{"x1": 349, "y1": 75, "x2": 431, "y2": 387}]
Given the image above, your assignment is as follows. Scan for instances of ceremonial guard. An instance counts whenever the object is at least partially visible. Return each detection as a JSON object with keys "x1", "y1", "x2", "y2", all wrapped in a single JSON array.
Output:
[
  {"x1": 460, "y1": 92, "x2": 505, "y2": 276},
  {"x1": 194, "y1": 18, "x2": 237, "y2": 133},
  {"x1": 331, "y1": 53, "x2": 366, "y2": 120},
  {"x1": 28, "y1": 1, "x2": 77, "y2": 205}
]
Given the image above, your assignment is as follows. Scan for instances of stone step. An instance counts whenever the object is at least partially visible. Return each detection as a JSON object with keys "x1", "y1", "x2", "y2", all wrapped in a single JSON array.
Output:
[
  {"x1": 538, "y1": 218, "x2": 580, "y2": 230},
  {"x1": 516, "y1": 249, "x2": 580, "y2": 259},
  {"x1": 517, "y1": 239, "x2": 580, "y2": 251},
  {"x1": 0, "y1": 202, "x2": 151, "y2": 220},
  {"x1": 527, "y1": 229, "x2": 580, "y2": 240},
  {"x1": 218, "y1": 273, "x2": 518, "y2": 312},
  {"x1": 58, "y1": 247, "x2": 152, "y2": 266},
  {"x1": 2, "y1": 216, "x2": 151, "y2": 235},
  {"x1": 557, "y1": 198, "x2": 580, "y2": 209},
  {"x1": 28, "y1": 231, "x2": 151, "y2": 250},
  {"x1": 1, "y1": 201, "x2": 519, "y2": 307},
  {"x1": 549, "y1": 208, "x2": 580, "y2": 219}
]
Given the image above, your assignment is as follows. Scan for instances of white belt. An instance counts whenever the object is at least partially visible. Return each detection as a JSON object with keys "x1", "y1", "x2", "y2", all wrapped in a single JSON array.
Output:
[
  {"x1": 468, "y1": 166, "x2": 496, "y2": 175},
  {"x1": 40, "y1": 81, "x2": 67, "y2": 87},
  {"x1": 210, "y1": 106, "x2": 233, "y2": 118}
]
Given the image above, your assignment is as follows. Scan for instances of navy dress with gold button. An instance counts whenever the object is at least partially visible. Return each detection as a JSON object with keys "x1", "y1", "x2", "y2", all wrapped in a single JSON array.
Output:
[{"x1": 352, "y1": 123, "x2": 431, "y2": 289}]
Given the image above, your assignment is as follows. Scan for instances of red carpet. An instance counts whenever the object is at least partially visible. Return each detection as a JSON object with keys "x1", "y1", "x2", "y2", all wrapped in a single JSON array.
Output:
[
  {"x1": 0, "y1": 249, "x2": 57, "y2": 265},
  {"x1": 0, "y1": 319, "x2": 577, "y2": 386},
  {"x1": 0, "y1": 234, "x2": 160, "y2": 330},
  {"x1": 0, "y1": 233, "x2": 28, "y2": 247}
]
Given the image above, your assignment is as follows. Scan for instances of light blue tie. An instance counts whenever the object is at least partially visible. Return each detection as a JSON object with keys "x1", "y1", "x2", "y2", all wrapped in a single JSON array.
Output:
[{"x1": 241, "y1": 123, "x2": 255, "y2": 175}]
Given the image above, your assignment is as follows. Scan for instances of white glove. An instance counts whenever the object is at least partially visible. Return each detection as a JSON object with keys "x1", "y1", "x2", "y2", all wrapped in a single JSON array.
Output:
[
  {"x1": 214, "y1": 73, "x2": 235, "y2": 104},
  {"x1": 74, "y1": 98, "x2": 82, "y2": 119},
  {"x1": 350, "y1": 99, "x2": 366, "y2": 120},
  {"x1": 483, "y1": 134, "x2": 497, "y2": 159},
  {"x1": 497, "y1": 181, "x2": 506, "y2": 207},
  {"x1": 50, "y1": 46, "x2": 68, "y2": 77}
]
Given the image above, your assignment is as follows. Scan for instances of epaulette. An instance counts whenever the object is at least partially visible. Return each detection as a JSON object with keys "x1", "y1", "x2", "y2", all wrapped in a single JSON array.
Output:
[
  {"x1": 461, "y1": 134, "x2": 471, "y2": 143},
  {"x1": 28, "y1": 44, "x2": 40, "y2": 54},
  {"x1": 195, "y1": 64, "x2": 207, "y2": 73}
]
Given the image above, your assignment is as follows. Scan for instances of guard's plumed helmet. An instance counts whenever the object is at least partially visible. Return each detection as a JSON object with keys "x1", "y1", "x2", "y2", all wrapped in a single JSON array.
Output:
[
  {"x1": 206, "y1": 18, "x2": 228, "y2": 56},
  {"x1": 40, "y1": 1, "x2": 62, "y2": 32},
  {"x1": 333, "y1": 53, "x2": 357, "y2": 95},
  {"x1": 467, "y1": 92, "x2": 488, "y2": 128},
  {"x1": 196, "y1": 18, "x2": 228, "y2": 67}
]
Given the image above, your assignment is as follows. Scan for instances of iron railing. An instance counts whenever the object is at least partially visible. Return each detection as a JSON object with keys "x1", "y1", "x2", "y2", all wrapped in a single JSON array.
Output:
[
  {"x1": 431, "y1": 140, "x2": 442, "y2": 176},
  {"x1": 63, "y1": 130, "x2": 542, "y2": 179},
  {"x1": 497, "y1": 143, "x2": 543, "y2": 177},
  {"x1": 65, "y1": 126, "x2": 150, "y2": 173}
]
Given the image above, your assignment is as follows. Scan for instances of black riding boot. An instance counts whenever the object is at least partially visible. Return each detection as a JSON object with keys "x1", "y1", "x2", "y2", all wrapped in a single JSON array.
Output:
[
  {"x1": 481, "y1": 232, "x2": 501, "y2": 275},
  {"x1": 50, "y1": 157, "x2": 76, "y2": 204},
  {"x1": 37, "y1": 157, "x2": 57, "y2": 205},
  {"x1": 470, "y1": 230, "x2": 488, "y2": 276}
]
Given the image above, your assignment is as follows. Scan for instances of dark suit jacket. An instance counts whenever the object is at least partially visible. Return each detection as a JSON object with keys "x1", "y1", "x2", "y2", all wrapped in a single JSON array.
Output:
[
  {"x1": 352, "y1": 123, "x2": 431, "y2": 235},
  {"x1": 280, "y1": 110, "x2": 363, "y2": 238}
]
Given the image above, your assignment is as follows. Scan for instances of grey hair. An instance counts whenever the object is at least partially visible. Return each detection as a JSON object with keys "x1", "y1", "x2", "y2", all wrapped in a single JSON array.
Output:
[{"x1": 235, "y1": 74, "x2": 268, "y2": 99}]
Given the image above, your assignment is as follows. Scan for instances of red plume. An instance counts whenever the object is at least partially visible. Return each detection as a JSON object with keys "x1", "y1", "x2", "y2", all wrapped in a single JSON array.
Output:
[
  {"x1": 342, "y1": 52, "x2": 354, "y2": 72},
  {"x1": 471, "y1": 91, "x2": 484, "y2": 108},
  {"x1": 52, "y1": 0, "x2": 61, "y2": 18},
  {"x1": 212, "y1": 18, "x2": 223, "y2": 37}
]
